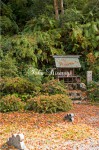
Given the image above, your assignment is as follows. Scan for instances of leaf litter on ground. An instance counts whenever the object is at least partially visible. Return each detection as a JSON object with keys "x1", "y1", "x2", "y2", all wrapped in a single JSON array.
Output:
[{"x1": 0, "y1": 104, "x2": 99, "y2": 150}]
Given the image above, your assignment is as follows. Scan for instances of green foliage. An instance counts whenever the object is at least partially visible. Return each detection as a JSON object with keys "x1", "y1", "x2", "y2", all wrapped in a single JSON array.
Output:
[
  {"x1": 83, "y1": 0, "x2": 99, "y2": 21},
  {"x1": 1, "y1": 0, "x2": 31, "y2": 31},
  {"x1": 0, "y1": 35, "x2": 39, "y2": 74},
  {"x1": 70, "y1": 21, "x2": 99, "y2": 52},
  {"x1": 10, "y1": 35, "x2": 38, "y2": 64},
  {"x1": 61, "y1": 8, "x2": 84, "y2": 23},
  {"x1": 86, "y1": 52, "x2": 99, "y2": 81},
  {"x1": 25, "y1": 66, "x2": 43, "y2": 86},
  {"x1": 26, "y1": 94, "x2": 72, "y2": 113},
  {"x1": 1, "y1": 32, "x2": 64, "y2": 72},
  {"x1": 0, "y1": 1, "x2": 18, "y2": 34},
  {"x1": 64, "y1": 0, "x2": 88, "y2": 10},
  {"x1": 87, "y1": 82, "x2": 99, "y2": 102},
  {"x1": 0, "y1": 77, "x2": 40, "y2": 95},
  {"x1": 22, "y1": 0, "x2": 54, "y2": 18},
  {"x1": 0, "y1": 16, "x2": 18, "y2": 35},
  {"x1": 42, "y1": 75, "x2": 54, "y2": 83},
  {"x1": 23, "y1": 16, "x2": 64, "y2": 66},
  {"x1": 0, "y1": 95, "x2": 24, "y2": 112},
  {"x1": 19, "y1": 94, "x2": 33, "y2": 102},
  {"x1": 0, "y1": 16, "x2": 12, "y2": 33},
  {"x1": 0, "y1": 55, "x2": 18, "y2": 77},
  {"x1": 61, "y1": 21, "x2": 99, "y2": 80},
  {"x1": 1, "y1": 0, "x2": 99, "y2": 35},
  {"x1": 24, "y1": 16, "x2": 58, "y2": 32},
  {"x1": 41, "y1": 80, "x2": 67, "y2": 95},
  {"x1": 1, "y1": 0, "x2": 99, "y2": 91}
]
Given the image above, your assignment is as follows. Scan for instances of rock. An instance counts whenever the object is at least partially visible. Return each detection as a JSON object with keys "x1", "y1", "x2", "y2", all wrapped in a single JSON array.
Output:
[
  {"x1": 64, "y1": 113, "x2": 74, "y2": 122},
  {"x1": 7, "y1": 133, "x2": 28, "y2": 150},
  {"x1": 81, "y1": 96, "x2": 87, "y2": 100},
  {"x1": 17, "y1": 134, "x2": 24, "y2": 142},
  {"x1": 69, "y1": 113, "x2": 74, "y2": 117},
  {"x1": 70, "y1": 117, "x2": 74, "y2": 122},
  {"x1": 80, "y1": 83, "x2": 86, "y2": 91}
]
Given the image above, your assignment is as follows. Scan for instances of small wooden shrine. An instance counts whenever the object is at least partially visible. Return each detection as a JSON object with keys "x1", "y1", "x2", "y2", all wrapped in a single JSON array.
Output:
[{"x1": 53, "y1": 55, "x2": 81, "y2": 84}]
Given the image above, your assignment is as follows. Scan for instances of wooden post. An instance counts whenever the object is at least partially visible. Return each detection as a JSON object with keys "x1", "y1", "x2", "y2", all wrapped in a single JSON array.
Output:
[{"x1": 87, "y1": 71, "x2": 92, "y2": 84}]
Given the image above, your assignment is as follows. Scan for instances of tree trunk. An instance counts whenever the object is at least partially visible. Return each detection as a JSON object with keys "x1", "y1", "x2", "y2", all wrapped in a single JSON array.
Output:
[
  {"x1": 54, "y1": 0, "x2": 59, "y2": 20},
  {"x1": 60, "y1": 0, "x2": 64, "y2": 15}
]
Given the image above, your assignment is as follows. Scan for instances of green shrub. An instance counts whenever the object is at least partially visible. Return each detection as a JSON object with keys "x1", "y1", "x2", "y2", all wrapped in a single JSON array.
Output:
[
  {"x1": 0, "y1": 55, "x2": 18, "y2": 77},
  {"x1": 19, "y1": 94, "x2": 33, "y2": 102},
  {"x1": 25, "y1": 67, "x2": 43, "y2": 87},
  {"x1": 41, "y1": 79, "x2": 67, "y2": 95},
  {"x1": 0, "y1": 77, "x2": 41, "y2": 95},
  {"x1": 7, "y1": 93, "x2": 33, "y2": 102},
  {"x1": 0, "y1": 95, "x2": 24, "y2": 112},
  {"x1": 26, "y1": 94, "x2": 72, "y2": 113},
  {"x1": 87, "y1": 81, "x2": 99, "y2": 102}
]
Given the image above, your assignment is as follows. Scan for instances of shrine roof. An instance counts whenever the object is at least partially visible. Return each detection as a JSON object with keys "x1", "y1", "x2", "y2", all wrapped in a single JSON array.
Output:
[{"x1": 53, "y1": 55, "x2": 81, "y2": 68}]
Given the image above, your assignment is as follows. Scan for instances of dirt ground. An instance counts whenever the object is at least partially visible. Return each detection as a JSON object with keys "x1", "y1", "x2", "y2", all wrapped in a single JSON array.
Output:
[{"x1": 0, "y1": 103, "x2": 99, "y2": 150}]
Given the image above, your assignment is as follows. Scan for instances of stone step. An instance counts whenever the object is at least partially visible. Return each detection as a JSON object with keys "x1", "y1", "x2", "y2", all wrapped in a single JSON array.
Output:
[
  {"x1": 67, "y1": 90, "x2": 87, "y2": 100},
  {"x1": 65, "y1": 83, "x2": 86, "y2": 91}
]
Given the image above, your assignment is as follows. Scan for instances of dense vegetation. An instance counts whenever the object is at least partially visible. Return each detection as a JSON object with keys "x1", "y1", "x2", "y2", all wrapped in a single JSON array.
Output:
[
  {"x1": 26, "y1": 94, "x2": 72, "y2": 113},
  {"x1": 87, "y1": 81, "x2": 99, "y2": 102},
  {"x1": 0, "y1": 0, "x2": 99, "y2": 111}
]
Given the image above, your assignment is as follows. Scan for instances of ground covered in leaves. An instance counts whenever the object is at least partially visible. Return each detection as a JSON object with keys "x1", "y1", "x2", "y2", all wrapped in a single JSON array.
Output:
[{"x1": 0, "y1": 104, "x2": 99, "y2": 150}]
